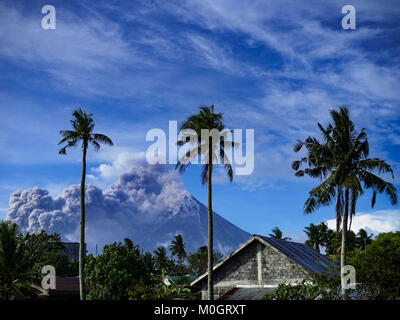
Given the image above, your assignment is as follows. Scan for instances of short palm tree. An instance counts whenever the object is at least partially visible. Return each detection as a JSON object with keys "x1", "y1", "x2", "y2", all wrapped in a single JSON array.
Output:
[
  {"x1": 356, "y1": 228, "x2": 373, "y2": 250},
  {"x1": 153, "y1": 246, "x2": 168, "y2": 279},
  {"x1": 268, "y1": 227, "x2": 291, "y2": 240},
  {"x1": 169, "y1": 234, "x2": 186, "y2": 265},
  {"x1": 176, "y1": 105, "x2": 236, "y2": 300},
  {"x1": 58, "y1": 108, "x2": 113, "y2": 300},
  {"x1": 293, "y1": 106, "x2": 397, "y2": 298},
  {"x1": 304, "y1": 222, "x2": 328, "y2": 253}
]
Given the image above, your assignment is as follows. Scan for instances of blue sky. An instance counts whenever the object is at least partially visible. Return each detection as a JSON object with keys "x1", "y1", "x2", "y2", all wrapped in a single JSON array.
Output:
[{"x1": 0, "y1": 0, "x2": 400, "y2": 242}]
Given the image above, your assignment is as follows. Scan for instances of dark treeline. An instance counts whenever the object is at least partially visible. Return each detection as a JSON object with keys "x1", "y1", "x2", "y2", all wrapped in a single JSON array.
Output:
[{"x1": 2, "y1": 220, "x2": 400, "y2": 300}]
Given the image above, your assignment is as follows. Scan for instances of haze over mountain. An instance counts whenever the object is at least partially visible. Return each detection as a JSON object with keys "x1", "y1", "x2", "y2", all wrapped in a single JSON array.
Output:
[{"x1": 6, "y1": 163, "x2": 250, "y2": 255}]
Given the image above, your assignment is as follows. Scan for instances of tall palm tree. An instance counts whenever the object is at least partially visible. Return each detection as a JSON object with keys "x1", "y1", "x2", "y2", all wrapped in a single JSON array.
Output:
[
  {"x1": 58, "y1": 108, "x2": 113, "y2": 300},
  {"x1": 292, "y1": 106, "x2": 397, "y2": 298},
  {"x1": 269, "y1": 227, "x2": 292, "y2": 240},
  {"x1": 153, "y1": 246, "x2": 168, "y2": 279},
  {"x1": 169, "y1": 234, "x2": 186, "y2": 265},
  {"x1": 176, "y1": 105, "x2": 236, "y2": 300},
  {"x1": 303, "y1": 222, "x2": 328, "y2": 253}
]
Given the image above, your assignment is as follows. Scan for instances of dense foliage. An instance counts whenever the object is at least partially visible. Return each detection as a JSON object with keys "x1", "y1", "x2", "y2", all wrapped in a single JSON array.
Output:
[
  {"x1": 348, "y1": 231, "x2": 400, "y2": 299},
  {"x1": 264, "y1": 231, "x2": 400, "y2": 300},
  {"x1": 0, "y1": 221, "x2": 76, "y2": 300},
  {"x1": 186, "y1": 246, "x2": 223, "y2": 277},
  {"x1": 84, "y1": 237, "x2": 221, "y2": 300},
  {"x1": 128, "y1": 281, "x2": 193, "y2": 300},
  {"x1": 85, "y1": 238, "x2": 153, "y2": 300},
  {"x1": 302, "y1": 223, "x2": 374, "y2": 258}
]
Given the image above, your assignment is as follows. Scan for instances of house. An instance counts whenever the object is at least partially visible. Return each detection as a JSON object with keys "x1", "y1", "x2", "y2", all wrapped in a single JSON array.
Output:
[
  {"x1": 190, "y1": 234, "x2": 331, "y2": 300},
  {"x1": 163, "y1": 274, "x2": 197, "y2": 287},
  {"x1": 34, "y1": 276, "x2": 90, "y2": 300}
]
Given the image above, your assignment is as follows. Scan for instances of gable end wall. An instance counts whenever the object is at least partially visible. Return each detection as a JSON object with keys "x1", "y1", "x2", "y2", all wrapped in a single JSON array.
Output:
[{"x1": 200, "y1": 239, "x2": 309, "y2": 299}]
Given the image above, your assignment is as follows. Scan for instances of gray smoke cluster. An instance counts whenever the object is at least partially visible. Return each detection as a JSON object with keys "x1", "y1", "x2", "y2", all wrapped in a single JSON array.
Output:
[
  {"x1": 6, "y1": 163, "x2": 250, "y2": 255},
  {"x1": 6, "y1": 165, "x2": 190, "y2": 249}
]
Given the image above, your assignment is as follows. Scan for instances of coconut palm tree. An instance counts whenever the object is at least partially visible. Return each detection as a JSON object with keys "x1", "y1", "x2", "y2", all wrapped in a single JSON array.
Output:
[
  {"x1": 175, "y1": 105, "x2": 236, "y2": 300},
  {"x1": 269, "y1": 227, "x2": 292, "y2": 240},
  {"x1": 58, "y1": 108, "x2": 113, "y2": 300},
  {"x1": 169, "y1": 234, "x2": 186, "y2": 265},
  {"x1": 292, "y1": 106, "x2": 397, "y2": 298},
  {"x1": 304, "y1": 222, "x2": 328, "y2": 253},
  {"x1": 153, "y1": 246, "x2": 168, "y2": 279}
]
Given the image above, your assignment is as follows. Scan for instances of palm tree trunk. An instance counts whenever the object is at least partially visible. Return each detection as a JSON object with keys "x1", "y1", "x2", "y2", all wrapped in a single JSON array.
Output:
[
  {"x1": 335, "y1": 186, "x2": 343, "y2": 233},
  {"x1": 79, "y1": 144, "x2": 87, "y2": 300},
  {"x1": 341, "y1": 188, "x2": 349, "y2": 299},
  {"x1": 207, "y1": 140, "x2": 214, "y2": 300},
  {"x1": 315, "y1": 241, "x2": 320, "y2": 253}
]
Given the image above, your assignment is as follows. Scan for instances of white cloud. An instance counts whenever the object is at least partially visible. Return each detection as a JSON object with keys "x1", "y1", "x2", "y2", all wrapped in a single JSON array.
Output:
[
  {"x1": 327, "y1": 210, "x2": 400, "y2": 235},
  {"x1": 89, "y1": 151, "x2": 147, "y2": 186}
]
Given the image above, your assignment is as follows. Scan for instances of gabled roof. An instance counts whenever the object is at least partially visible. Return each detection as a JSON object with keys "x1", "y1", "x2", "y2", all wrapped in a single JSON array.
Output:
[
  {"x1": 191, "y1": 235, "x2": 331, "y2": 286},
  {"x1": 256, "y1": 235, "x2": 331, "y2": 274}
]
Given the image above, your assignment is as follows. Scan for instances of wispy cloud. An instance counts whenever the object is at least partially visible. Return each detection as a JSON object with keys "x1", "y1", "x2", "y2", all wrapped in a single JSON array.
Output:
[{"x1": 0, "y1": 0, "x2": 399, "y2": 198}]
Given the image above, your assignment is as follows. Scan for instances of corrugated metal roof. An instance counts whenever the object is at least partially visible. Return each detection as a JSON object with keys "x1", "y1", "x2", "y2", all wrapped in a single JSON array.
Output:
[
  {"x1": 219, "y1": 287, "x2": 276, "y2": 300},
  {"x1": 256, "y1": 235, "x2": 331, "y2": 274},
  {"x1": 50, "y1": 277, "x2": 90, "y2": 293}
]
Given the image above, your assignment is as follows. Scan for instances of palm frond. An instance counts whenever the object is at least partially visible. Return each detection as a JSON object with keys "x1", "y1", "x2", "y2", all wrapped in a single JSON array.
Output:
[{"x1": 93, "y1": 133, "x2": 114, "y2": 146}]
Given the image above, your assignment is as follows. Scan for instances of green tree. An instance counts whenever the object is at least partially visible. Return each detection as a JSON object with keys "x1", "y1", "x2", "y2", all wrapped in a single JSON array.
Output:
[
  {"x1": 303, "y1": 222, "x2": 328, "y2": 253},
  {"x1": 356, "y1": 228, "x2": 373, "y2": 251},
  {"x1": 0, "y1": 221, "x2": 32, "y2": 300},
  {"x1": 169, "y1": 234, "x2": 186, "y2": 266},
  {"x1": 187, "y1": 246, "x2": 223, "y2": 277},
  {"x1": 153, "y1": 246, "x2": 169, "y2": 279},
  {"x1": 58, "y1": 108, "x2": 113, "y2": 300},
  {"x1": 0, "y1": 222, "x2": 70, "y2": 300},
  {"x1": 269, "y1": 227, "x2": 291, "y2": 240},
  {"x1": 348, "y1": 232, "x2": 400, "y2": 299},
  {"x1": 324, "y1": 228, "x2": 341, "y2": 257},
  {"x1": 85, "y1": 239, "x2": 152, "y2": 300},
  {"x1": 175, "y1": 105, "x2": 236, "y2": 300},
  {"x1": 324, "y1": 228, "x2": 356, "y2": 256},
  {"x1": 292, "y1": 106, "x2": 397, "y2": 297}
]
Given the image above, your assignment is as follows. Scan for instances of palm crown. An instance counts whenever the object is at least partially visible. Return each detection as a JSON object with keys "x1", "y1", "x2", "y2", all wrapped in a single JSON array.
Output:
[
  {"x1": 153, "y1": 246, "x2": 168, "y2": 278},
  {"x1": 176, "y1": 105, "x2": 236, "y2": 184},
  {"x1": 304, "y1": 222, "x2": 328, "y2": 253},
  {"x1": 269, "y1": 227, "x2": 291, "y2": 240},
  {"x1": 58, "y1": 108, "x2": 113, "y2": 154},
  {"x1": 292, "y1": 107, "x2": 397, "y2": 231},
  {"x1": 169, "y1": 234, "x2": 186, "y2": 264}
]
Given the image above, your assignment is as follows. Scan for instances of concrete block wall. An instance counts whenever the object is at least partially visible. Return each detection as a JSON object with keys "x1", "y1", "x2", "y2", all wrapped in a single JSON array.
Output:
[{"x1": 261, "y1": 244, "x2": 307, "y2": 284}]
